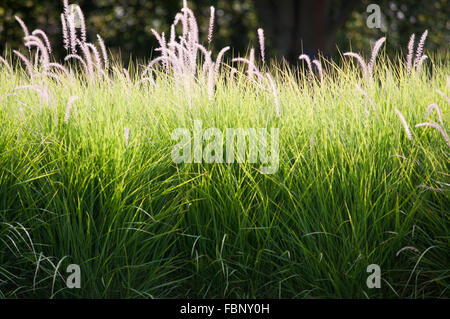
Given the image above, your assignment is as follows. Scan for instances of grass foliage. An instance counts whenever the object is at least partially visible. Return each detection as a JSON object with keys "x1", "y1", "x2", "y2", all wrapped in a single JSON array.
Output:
[{"x1": 0, "y1": 2, "x2": 448, "y2": 299}]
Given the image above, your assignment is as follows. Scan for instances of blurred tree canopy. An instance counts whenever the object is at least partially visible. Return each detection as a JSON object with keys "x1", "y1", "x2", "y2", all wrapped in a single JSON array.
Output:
[{"x1": 0, "y1": 0, "x2": 448, "y2": 64}]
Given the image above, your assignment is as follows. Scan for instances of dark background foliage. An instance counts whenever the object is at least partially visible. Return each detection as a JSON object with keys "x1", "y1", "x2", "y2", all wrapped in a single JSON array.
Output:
[{"x1": 0, "y1": 0, "x2": 448, "y2": 63}]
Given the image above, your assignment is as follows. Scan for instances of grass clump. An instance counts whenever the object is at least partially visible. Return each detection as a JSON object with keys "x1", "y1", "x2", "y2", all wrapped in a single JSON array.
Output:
[{"x1": 0, "y1": 2, "x2": 448, "y2": 299}]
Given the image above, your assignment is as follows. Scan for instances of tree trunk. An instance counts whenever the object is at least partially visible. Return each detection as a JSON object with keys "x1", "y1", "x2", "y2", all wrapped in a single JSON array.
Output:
[{"x1": 253, "y1": 0, "x2": 360, "y2": 63}]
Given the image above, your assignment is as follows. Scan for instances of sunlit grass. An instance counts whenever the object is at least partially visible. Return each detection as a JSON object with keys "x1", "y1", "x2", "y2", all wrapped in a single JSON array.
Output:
[{"x1": 0, "y1": 51, "x2": 448, "y2": 299}]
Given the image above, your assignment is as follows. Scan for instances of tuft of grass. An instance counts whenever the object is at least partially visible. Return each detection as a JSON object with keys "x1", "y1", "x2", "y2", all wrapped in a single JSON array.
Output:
[{"x1": 0, "y1": 1, "x2": 448, "y2": 299}]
